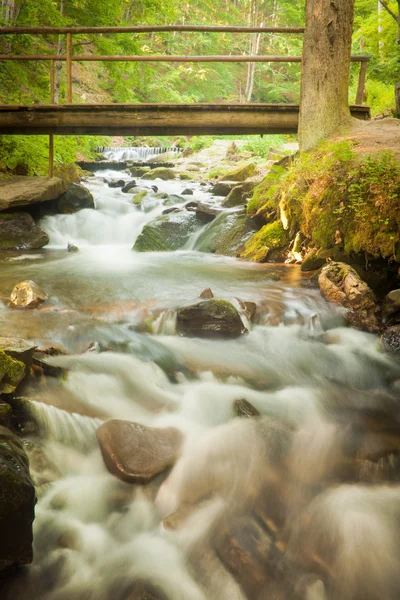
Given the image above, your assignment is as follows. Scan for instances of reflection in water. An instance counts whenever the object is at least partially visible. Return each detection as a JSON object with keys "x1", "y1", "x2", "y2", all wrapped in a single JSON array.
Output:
[{"x1": 0, "y1": 171, "x2": 400, "y2": 599}]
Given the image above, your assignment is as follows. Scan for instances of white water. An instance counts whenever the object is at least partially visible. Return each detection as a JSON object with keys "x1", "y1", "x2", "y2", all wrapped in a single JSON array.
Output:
[
  {"x1": 98, "y1": 146, "x2": 180, "y2": 162},
  {"x1": 1, "y1": 168, "x2": 400, "y2": 600}
]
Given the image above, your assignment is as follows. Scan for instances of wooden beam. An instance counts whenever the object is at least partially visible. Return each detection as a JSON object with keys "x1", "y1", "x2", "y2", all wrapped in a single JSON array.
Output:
[
  {"x1": 0, "y1": 25, "x2": 306, "y2": 35},
  {"x1": 50, "y1": 59, "x2": 55, "y2": 103},
  {"x1": 355, "y1": 60, "x2": 368, "y2": 105}
]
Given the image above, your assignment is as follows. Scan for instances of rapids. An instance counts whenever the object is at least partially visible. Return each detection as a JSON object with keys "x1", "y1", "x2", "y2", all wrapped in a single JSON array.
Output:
[{"x1": 1, "y1": 168, "x2": 400, "y2": 600}]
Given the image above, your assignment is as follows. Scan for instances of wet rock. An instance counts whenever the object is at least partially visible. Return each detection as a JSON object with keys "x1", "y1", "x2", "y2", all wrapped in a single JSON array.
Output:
[
  {"x1": 179, "y1": 172, "x2": 193, "y2": 180},
  {"x1": 121, "y1": 180, "x2": 137, "y2": 194},
  {"x1": 133, "y1": 212, "x2": 201, "y2": 252},
  {"x1": 10, "y1": 280, "x2": 48, "y2": 309},
  {"x1": 222, "y1": 181, "x2": 257, "y2": 208},
  {"x1": 154, "y1": 192, "x2": 168, "y2": 200},
  {"x1": 176, "y1": 300, "x2": 247, "y2": 338},
  {"x1": 181, "y1": 188, "x2": 193, "y2": 195},
  {"x1": 0, "y1": 338, "x2": 35, "y2": 394},
  {"x1": 96, "y1": 419, "x2": 183, "y2": 484},
  {"x1": 56, "y1": 183, "x2": 94, "y2": 214},
  {"x1": 234, "y1": 399, "x2": 260, "y2": 418},
  {"x1": 162, "y1": 207, "x2": 180, "y2": 215},
  {"x1": 195, "y1": 202, "x2": 222, "y2": 222},
  {"x1": 142, "y1": 168, "x2": 176, "y2": 181},
  {"x1": 163, "y1": 194, "x2": 185, "y2": 206},
  {"x1": 0, "y1": 426, "x2": 36, "y2": 576},
  {"x1": 0, "y1": 401, "x2": 12, "y2": 427},
  {"x1": 195, "y1": 211, "x2": 257, "y2": 257},
  {"x1": 0, "y1": 212, "x2": 49, "y2": 250},
  {"x1": 221, "y1": 162, "x2": 257, "y2": 182},
  {"x1": 383, "y1": 289, "x2": 400, "y2": 324},
  {"x1": 199, "y1": 288, "x2": 214, "y2": 299},
  {"x1": 381, "y1": 326, "x2": 400, "y2": 354},
  {"x1": 211, "y1": 181, "x2": 238, "y2": 197},
  {"x1": 318, "y1": 262, "x2": 379, "y2": 332},
  {"x1": 128, "y1": 580, "x2": 169, "y2": 600},
  {"x1": 0, "y1": 176, "x2": 66, "y2": 211},
  {"x1": 32, "y1": 352, "x2": 65, "y2": 378},
  {"x1": 108, "y1": 180, "x2": 125, "y2": 188},
  {"x1": 241, "y1": 301, "x2": 257, "y2": 321},
  {"x1": 151, "y1": 185, "x2": 158, "y2": 192},
  {"x1": 130, "y1": 166, "x2": 150, "y2": 177},
  {"x1": 132, "y1": 190, "x2": 148, "y2": 205},
  {"x1": 67, "y1": 242, "x2": 79, "y2": 253},
  {"x1": 184, "y1": 200, "x2": 198, "y2": 211},
  {"x1": 301, "y1": 248, "x2": 328, "y2": 272}
]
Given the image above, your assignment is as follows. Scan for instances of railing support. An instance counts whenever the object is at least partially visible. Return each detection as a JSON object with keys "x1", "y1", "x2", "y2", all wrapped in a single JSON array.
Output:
[
  {"x1": 66, "y1": 33, "x2": 72, "y2": 103},
  {"x1": 48, "y1": 134, "x2": 54, "y2": 178},
  {"x1": 50, "y1": 59, "x2": 55, "y2": 103},
  {"x1": 355, "y1": 60, "x2": 368, "y2": 105}
]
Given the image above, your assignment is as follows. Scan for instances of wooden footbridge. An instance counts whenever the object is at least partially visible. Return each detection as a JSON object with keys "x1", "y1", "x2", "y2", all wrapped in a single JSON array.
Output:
[{"x1": 0, "y1": 25, "x2": 370, "y2": 173}]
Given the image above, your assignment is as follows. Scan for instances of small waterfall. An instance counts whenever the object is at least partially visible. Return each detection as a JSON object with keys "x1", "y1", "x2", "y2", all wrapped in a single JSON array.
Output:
[
  {"x1": 28, "y1": 400, "x2": 104, "y2": 450},
  {"x1": 96, "y1": 146, "x2": 180, "y2": 162}
]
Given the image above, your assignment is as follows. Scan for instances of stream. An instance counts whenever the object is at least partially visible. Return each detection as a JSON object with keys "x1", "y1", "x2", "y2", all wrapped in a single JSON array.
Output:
[{"x1": 1, "y1": 168, "x2": 400, "y2": 600}]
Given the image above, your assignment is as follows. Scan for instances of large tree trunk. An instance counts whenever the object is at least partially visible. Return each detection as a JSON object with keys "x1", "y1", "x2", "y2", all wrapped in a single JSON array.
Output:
[
  {"x1": 299, "y1": 0, "x2": 355, "y2": 150},
  {"x1": 54, "y1": 0, "x2": 66, "y2": 104}
]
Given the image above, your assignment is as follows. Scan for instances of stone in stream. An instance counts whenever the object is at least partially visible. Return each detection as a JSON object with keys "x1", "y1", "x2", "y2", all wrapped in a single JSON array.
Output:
[
  {"x1": 0, "y1": 401, "x2": 12, "y2": 427},
  {"x1": 222, "y1": 180, "x2": 257, "y2": 208},
  {"x1": 181, "y1": 188, "x2": 193, "y2": 195},
  {"x1": 199, "y1": 288, "x2": 214, "y2": 299},
  {"x1": 67, "y1": 242, "x2": 79, "y2": 253},
  {"x1": 56, "y1": 182, "x2": 94, "y2": 214},
  {"x1": 0, "y1": 337, "x2": 36, "y2": 394},
  {"x1": 0, "y1": 426, "x2": 36, "y2": 576},
  {"x1": 195, "y1": 202, "x2": 222, "y2": 222},
  {"x1": 108, "y1": 179, "x2": 126, "y2": 188},
  {"x1": 121, "y1": 180, "x2": 137, "y2": 193},
  {"x1": 381, "y1": 326, "x2": 400, "y2": 354},
  {"x1": 382, "y1": 289, "x2": 400, "y2": 324},
  {"x1": 318, "y1": 262, "x2": 379, "y2": 332},
  {"x1": 211, "y1": 180, "x2": 238, "y2": 197},
  {"x1": 133, "y1": 212, "x2": 202, "y2": 252},
  {"x1": 234, "y1": 398, "x2": 260, "y2": 418},
  {"x1": 10, "y1": 280, "x2": 48, "y2": 309},
  {"x1": 220, "y1": 162, "x2": 257, "y2": 182},
  {"x1": 0, "y1": 176, "x2": 66, "y2": 211},
  {"x1": 176, "y1": 300, "x2": 247, "y2": 338},
  {"x1": 96, "y1": 419, "x2": 183, "y2": 484},
  {"x1": 0, "y1": 212, "x2": 49, "y2": 250},
  {"x1": 142, "y1": 167, "x2": 176, "y2": 181},
  {"x1": 195, "y1": 211, "x2": 257, "y2": 257}
]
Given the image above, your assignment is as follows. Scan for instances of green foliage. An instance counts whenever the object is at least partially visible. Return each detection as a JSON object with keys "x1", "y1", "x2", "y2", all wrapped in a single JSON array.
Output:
[
  {"x1": 241, "y1": 220, "x2": 289, "y2": 262},
  {"x1": 242, "y1": 135, "x2": 287, "y2": 157}
]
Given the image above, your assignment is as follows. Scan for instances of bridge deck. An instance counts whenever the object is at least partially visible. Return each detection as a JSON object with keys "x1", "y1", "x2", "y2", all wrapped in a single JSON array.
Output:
[{"x1": 0, "y1": 103, "x2": 370, "y2": 136}]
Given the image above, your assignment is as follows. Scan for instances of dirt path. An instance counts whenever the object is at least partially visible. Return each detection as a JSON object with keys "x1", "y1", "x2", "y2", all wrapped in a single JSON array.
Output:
[{"x1": 339, "y1": 117, "x2": 400, "y2": 157}]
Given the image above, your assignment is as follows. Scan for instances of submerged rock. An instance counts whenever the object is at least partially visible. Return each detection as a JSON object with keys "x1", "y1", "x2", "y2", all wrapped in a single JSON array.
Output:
[
  {"x1": 10, "y1": 280, "x2": 48, "y2": 309},
  {"x1": 67, "y1": 242, "x2": 79, "y2": 253},
  {"x1": 0, "y1": 176, "x2": 65, "y2": 211},
  {"x1": 318, "y1": 262, "x2": 379, "y2": 332},
  {"x1": 133, "y1": 212, "x2": 201, "y2": 252},
  {"x1": 0, "y1": 426, "x2": 36, "y2": 576},
  {"x1": 381, "y1": 326, "x2": 400, "y2": 354},
  {"x1": 181, "y1": 188, "x2": 193, "y2": 195},
  {"x1": 142, "y1": 168, "x2": 176, "y2": 181},
  {"x1": 176, "y1": 299, "x2": 247, "y2": 338},
  {"x1": 56, "y1": 183, "x2": 94, "y2": 214},
  {"x1": 108, "y1": 180, "x2": 125, "y2": 188},
  {"x1": 0, "y1": 212, "x2": 49, "y2": 250},
  {"x1": 97, "y1": 419, "x2": 183, "y2": 484}
]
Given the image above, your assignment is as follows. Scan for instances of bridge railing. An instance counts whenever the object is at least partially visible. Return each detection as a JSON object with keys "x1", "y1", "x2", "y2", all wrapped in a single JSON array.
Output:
[{"x1": 0, "y1": 26, "x2": 369, "y2": 106}]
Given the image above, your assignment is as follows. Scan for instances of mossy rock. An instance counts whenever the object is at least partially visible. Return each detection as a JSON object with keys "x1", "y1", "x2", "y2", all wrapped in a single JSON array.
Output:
[
  {"x1": 133, "y1": 212, "x2": 202, "y2": 252},
  {"x1": 130, "y1": 166, "x2": 151, "y2": 177},
  {"x1": 222, "y1": 181, "x2": 257, "y2": 208},
  {"x1": 141, "y1": 168, "x2": 177, "y2": 181},
  {"x1": 132, "y1": 190, "x2": 148, "y2": 205},
  {"x1": 176, "y1": 299, "x2": 247, "y2": 338},
  {"x1": 0, "y1": 351, "x2": 26, "y2": 394},
  {"x1": 179, "y1": 172, "x2": 194, "y2": 180},
  {"x1": 220, "y1": 162, "x2": 257, "y2": 183},
  {"x1": 0, "y1": 212, "x2": 49, "y2": 250},
  {"x1": 240, "y1": 221, "x2": 289, "y2": 263},
  {"x1": 246, "y1": 166, "x2": 286, "y2": 220},
  {"x1": 301, "y1": 248, "x2": 329, "y2": 272},
  {"x1": 195, "y1": 211, "x2": 257, "y2": 257}
]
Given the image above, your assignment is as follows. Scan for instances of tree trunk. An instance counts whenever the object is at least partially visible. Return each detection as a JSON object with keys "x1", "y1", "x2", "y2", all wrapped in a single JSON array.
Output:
[
  {"x1": 299, "y1": 0, "x2": 355, "y2": 150},
  {"x1": 54, "y1": 0, "x2": 66, "y2": 104}
]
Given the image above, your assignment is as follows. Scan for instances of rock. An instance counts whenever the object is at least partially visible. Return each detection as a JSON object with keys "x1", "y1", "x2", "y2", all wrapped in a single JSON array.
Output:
[
  {"x1": 154, "y1": 192, "x2": 168, "y2": 200},
  {"x1": 147, "y1": 151, "x2": 177, "y2": 164},
  {"x1": 121, "y1": 180, "x2": 137, "y2": 194},
  {"x1": 132, "y1": 190, "x2": 148, "y2": 205},
  {"x1": 142, "y1": 168, "x2": 176, "y2": 181},
  {"x1": 128, "y1": 580, "x2": 169, "y2": 600},
  {"x1": 0, "y1": 338, "x2": 35, "y2": 394},
  {"x1": 239, "y1": 300, "x2": 257, "y2": 321},
  {"x1": 240, "y1": 221, "x2": 289, "y2": 263},
  {"x1": 163, "y1": 194, "x2": 185, "y2": 206},
  {"x1": 318, "y1": 262, "x2": 379, "y2": 332},
  {"x1": 226, "y1": 142, "x2": 239, "y2": 159},
  {"x1": 383, "y1": 289, "x2": 400, "y2": 324},
  {"x1": 0, "y1": 402, "x2": 11, "y2": 427},
  {"x1": 179, "y1": 172, "x2": 193, "y2": 180},
  {"x1": 184, "y1": 201, "x2": 198, "y2": 211},
  {"x1": 222, "y1": 181, "x2": 257, "y2": 208},
  {"x1": 151, "y1": 185, "x2": 158, "y2": 192},
  {"x1": 181, "y1": 146, "x2": 194, "y2": 158},
  {"x1": 133, "y1": 212, "x2": 201, "y2": 252},
  {"x1": 130, "y1": 167, "x2": 150, "y2": 177},
  {"x1": 0, "y1": 337, "x2": 36, "y2": 364},
  {"x1": 10, "y1": 280, "x2": 48, "y2": 309},
  {"x1": 181, "y1": 188, "x2": 193, "y2": 195},
  {"x1": 56, "y1": 183, "x2": 94, "y2": 214},
  {"x1": 234, "y1": 399, "x2": 261, "y2": 418},
  {"x1": 195, "y1": 211, "x2": 257, "y2": 257},
  {"x1": 0, "y1": 176, "x2": 66, "y2": 211},
  {"x1": 381, "y1": 326, "x2": 400, "y2": 354},
  {"x1": 32, "y1": 352, "x2": 65, "y2": 378},
  {"x1": 67, "y1": 242, "x2": 79, "y2": 253},
  {"x1": 195, "y1": 202, "x2": 223, "y2": 222},
  {"x1": 0, "y1": 212, "x2": 49, "y2": 250},
  {"x1": 176, "y1": 300, "x2": 247, "y2": 338},
  {"x1": 108, "y1": 180, "x2": 125, "y2": 188},
  {"x1": 301, "y1": 248, "x2": 327, "y2": 272},
  {"x1": 211, "y1": 181, "x2": 238, "y2": 197},
  {"x1": 199, "y1": 288, "x2": 214, "y2": 299},
  {"x1": 162, "y1": 207, "x2": 180, "y2": 215},
  {"x1": 220, "y1": 162, "x2": 257, "y2": 182},
  {"x1": 0, "y1": 426, "x2": 36, "y2": 576},
  {"x1": 96, "y1": 419, "x2": 183, "y2": 484}
]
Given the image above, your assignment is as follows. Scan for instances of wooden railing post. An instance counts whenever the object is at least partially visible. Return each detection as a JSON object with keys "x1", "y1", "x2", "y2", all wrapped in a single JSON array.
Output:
[
  {"x1": 66, "y1": 33, "x2": 72, "y2": 102},
  {"x1": 50, "y1": 59, "x2": 55, "y2": 103},
  {"x1": 48, "y1": 134, "x2": 54, "y2": 178},
  {"x1": 355, "y1": 60, "x2": 368, "y2": 105}
]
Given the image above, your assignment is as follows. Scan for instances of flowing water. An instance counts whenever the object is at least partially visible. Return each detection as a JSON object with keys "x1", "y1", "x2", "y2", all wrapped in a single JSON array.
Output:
[{"x1": 1, "y1": 168, "x2": 400, "y2": 600}]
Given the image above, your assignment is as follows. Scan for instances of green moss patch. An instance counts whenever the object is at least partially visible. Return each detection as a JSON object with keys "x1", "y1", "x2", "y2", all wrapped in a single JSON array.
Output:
[{"x1": 240, "y1": 221, "x2": 289, "y2": 262}]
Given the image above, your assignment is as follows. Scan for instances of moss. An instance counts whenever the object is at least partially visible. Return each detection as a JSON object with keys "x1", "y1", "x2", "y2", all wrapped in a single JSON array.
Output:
[
  {"x1": 0, "y1": 350, "x2": 26, "y2": 394},
  {"x1": 206, "y1": 166, "x2": 232, "y2": 179},
  {"x1": 131, "y1": 190, "x2": 148, "y2": 205},
  {"x1": 221, "y1": 162, "x2": 257, "y2": 182},
  {"x1": 179, "y1": 172, "x2": 194, "y2": 180},
  {"x1": 246, "y1": 165, "x2": 287, "y2": 219},
  {"x1": 240, "y1": 221, "x2": 289, "y2": 262},
  {"x1": 141, "y1": 167, "x2": 176, "y2": 181}
]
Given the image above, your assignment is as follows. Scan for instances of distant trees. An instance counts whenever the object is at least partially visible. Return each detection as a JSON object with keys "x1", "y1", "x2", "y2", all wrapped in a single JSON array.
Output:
[{"x1": 378, "y1": 0, "x2": 400, "y2": 114}]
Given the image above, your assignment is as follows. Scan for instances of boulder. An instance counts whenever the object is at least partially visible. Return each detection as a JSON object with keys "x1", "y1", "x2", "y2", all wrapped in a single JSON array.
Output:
[
  {"x1": 301, "y1": 248, "x2": 328, "y2": 272},
  {"x1": 129, "y1": 166, "x2": 150, "y2": 177},
  {"x1": 108, "y1": 180, "x2": 125, "y2": 188},
  {"x1": 0, "y1": 426, "x2": 36, "y2": 576},
  {"x1": 179, "y1": 172, "x2": 194, "y2": 180},
  {"x1": 0, "y1": 402, "x2": 11, "y2": 427},
  {"x1": 121, "y1": 180, "x2": 137, "y2": 194},
  {"x1": 131, "y1": 190, "x2": 148, "y2": 205},
  {"x1": 147, "y1": 151, "x2": 177, "y2": 164},
  {"x1": 10, "y1": 280, "x2": 48, "y2": 309},
  {"x1": 383, "y1": 289, "x2": 400, "y2": 324},
  {"x1": 195, "y1": 211, "x2": 257, "y2": 257},
  {"x1": 96, "y1": 419, "x2": 183, "y2": 484},
  {"x1": 318, "y1": 262, "x2": 379, "y2": 332},
  {"x1": 181, "y1": 188, "x2": 193, "y2": 196},
  {"x1": 222, "y1": 181, "x2": 257, "y2": 208},
  {"x1": 0, "y1": 176, "x2": 65, "y2": 211},
  {"x1": 176, "y1": 300, "x2": 247, "y2": 338},
  {"x1": 220, "y1": 162, "x2": 257, "y2": 182},
  {"x1": 0, "y1": 212, "x2": 49, "y2": 250},
  {"x1": 211, "y1": 181, "x2": 238, "y2": 197},
  {"x1": 199, "y1": 288, "x2": 214, "y2": 299},
  {"x1": 163, "y1": 194, "x2": 185, "y2": 206},
  {"x1": 133, "y1": 212, "x2": 201, "y2": 252},
  {"x1": 56, "y1": 183, "x2": 94, "y2": 214},
  {"x1": 142, "y1": 168, "x2": 176, "y2": 181},
  {"x1": 381, "y1": 326, "x2": 400, "y2": 354},
  {"x1": 0, "y1": 337, "x2": 35, "y2": 394},
  {"x1": 234, "y1": 399, "x2": 260, "y2": 418},
  {"x1": 195, "y1": 202, "x2": 223, "y2": 222}
]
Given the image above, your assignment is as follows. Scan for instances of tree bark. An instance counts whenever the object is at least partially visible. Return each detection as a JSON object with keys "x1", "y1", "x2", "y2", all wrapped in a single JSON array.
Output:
[
  {"x1": 299, "y1": 0, "x2": 355, "y2": 150},
  {"x1": 54, "y1": 0, "x2": 66, "y2": 104}
]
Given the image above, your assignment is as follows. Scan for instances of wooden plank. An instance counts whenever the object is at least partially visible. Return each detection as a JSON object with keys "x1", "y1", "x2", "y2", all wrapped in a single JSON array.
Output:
[
  {"x1": 0, "y1": 25, "x2": 306, "y2": 35},
  {"x1": 355, "y1": 60, "x2": 368, "y2": 105},
  {"x1": 66, "y1": 33, "x2": 72, "y2": 103},
  {"x1": 0, "y1": 103, "x2": 371, "y2": 136}
]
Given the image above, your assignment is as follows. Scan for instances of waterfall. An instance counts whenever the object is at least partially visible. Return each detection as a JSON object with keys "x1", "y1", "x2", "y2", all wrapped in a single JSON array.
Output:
[{"x1": 96, "y1": 146, "x2": 180, "y2": 162}]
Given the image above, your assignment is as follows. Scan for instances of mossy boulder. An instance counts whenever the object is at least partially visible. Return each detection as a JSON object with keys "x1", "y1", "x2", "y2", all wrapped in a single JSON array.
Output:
[
  {"x1": 0, "y1": 350, "x2": 26, "y2": 394},
  {"x1": 132, "y1": 190, "x2": 148, "y2": 205},
  {"x1": 211, "y1": 181, "x2": 238, "y2": 197},
  {"x1": 179, "y1": 172, "x2": 194, "y2": 180},
  {"x1": 56, "y1": 183, "x2": 94, "y2": 214},
  {"x1": 129, "y1": 166, "x2": 150, "y2": 177},
  {"x1": 176, "y1": 300, "x2": 247, "y2": 338},
  {"x1": 222, "y1": 181, "x2": 257, "y2": 208},
  {"x1": 220, "y1": 162, "x2": 257, "y2": 182},
  {"x1": 141, "y1": 168, "x2": 176, "y2": 181},
  {"x1": 195, "y1": 211, "x2": 257, "y2": 257},
  {"x1": 0, "y1": 212, "x2": 49, "y2": 250},
  {"x1": 246, "y1": 166, "x2": 286, "y2": 221},
  {"x1": 133, "y1": 212, "x2": 201, "y2": 252},
  {"x1": 0, "y1": 426, "x2": 36, "y2": 576},
  {"x1": 240, "y1": 221, "x2": 289, "y2": 263},
  {"x1": 301, "y1": 248, "x2": 329, "y2": 272}
]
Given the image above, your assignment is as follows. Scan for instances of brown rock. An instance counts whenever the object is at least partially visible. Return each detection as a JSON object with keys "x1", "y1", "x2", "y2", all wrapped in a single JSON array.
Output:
[
  {"x1": 211, "y1": 181, "x2": 238, "y2": 197},
  {"x1": 128, "y1": 580, "x2": 169, "y2": 600},
  {"x1": 96, "y1": 420, "x2": 183, "y2": 484},
  {"x1": 234, "y1": 399, "x2": 260, "y2": 418},
  {"x1": 222, "y1": 180, "x2": 257, "y2": 208},
  {"x1": 10, "y1": 280, "x2": 48, "y2": 309},
  {"x1": 0, "y1": 176, "x2": 65, "y2": 211},
  {"x1": 199, "y1": 288, "x2": 214, "y2": 299},
  {"x1": 176, "y1": 300, "x2": 247, "y2": 339},
  {"x1": 0, "y1": 212, "x2": 49, "y2": 250}
]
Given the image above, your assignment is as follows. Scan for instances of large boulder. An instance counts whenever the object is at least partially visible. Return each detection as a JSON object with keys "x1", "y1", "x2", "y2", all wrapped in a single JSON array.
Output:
[
  {"x1": 133, "y1": 212, "x2": 201, "y2": 252},
  {"x1": 318, "y1": 262, "x2": 379, "y2": 332},
  {"x1": 222, "y1": 181, "x2": 257, "y2": 208},
  {"x1": 56, "y1": 183, "x2": 94, "y2": 214},
  {"x1": 0, "y1": 337, "x2": 36, "y2": 394},
  {"x1": 147, "y1": 151, "x2": 177, "y2": 164},
  {"x1": 10, "y1": 280, "x2": 48, "y2": 309},
  {"x1": 0, "y1": 212, "x2": 49, "y2": 250},
  {"x1": 381, "y1": 326, "x2": 400, "y2": 354},
  {"x1": 141, "y1": 168, "x2": 176, "y2": 181},
  {"x1": 0, "y1": 426, "x2": 36, "y2": 575},
  {"x1": 176, "y1": 300, "x2": 247, "y2": 338},
  {"x1": 0, "y1": 176, "x2": 65, "y2": 211},
  {"x1": 211, "y1": 181, "x2": 238, "y2": 197},
  {"x1": 97, "y1": 420, "x2": 183, "y2": 484},
  {"x1": 195, "y1": 211, "x2": 257, "y2": 257},
  {"x1": 220, "y1": 162, "x2": 257, "y2": 182}
]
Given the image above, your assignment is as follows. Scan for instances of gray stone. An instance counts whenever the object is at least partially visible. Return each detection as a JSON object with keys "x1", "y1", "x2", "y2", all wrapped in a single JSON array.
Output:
[
  {"x1": 57, "y1": 183, "x2": 94, "y2": 214},
  {"x1": 133, "y1": 212, "x2": 201, "y2": 252},
  {"x1": 177, "y1": 300, "x2": 247, "y2": 339},
  {"x1": 0, "y1": 212, "x2": 49, "y2": 250},
  {"x1": 0, "y1": 176, "x2": 66, "y2": 211}
]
